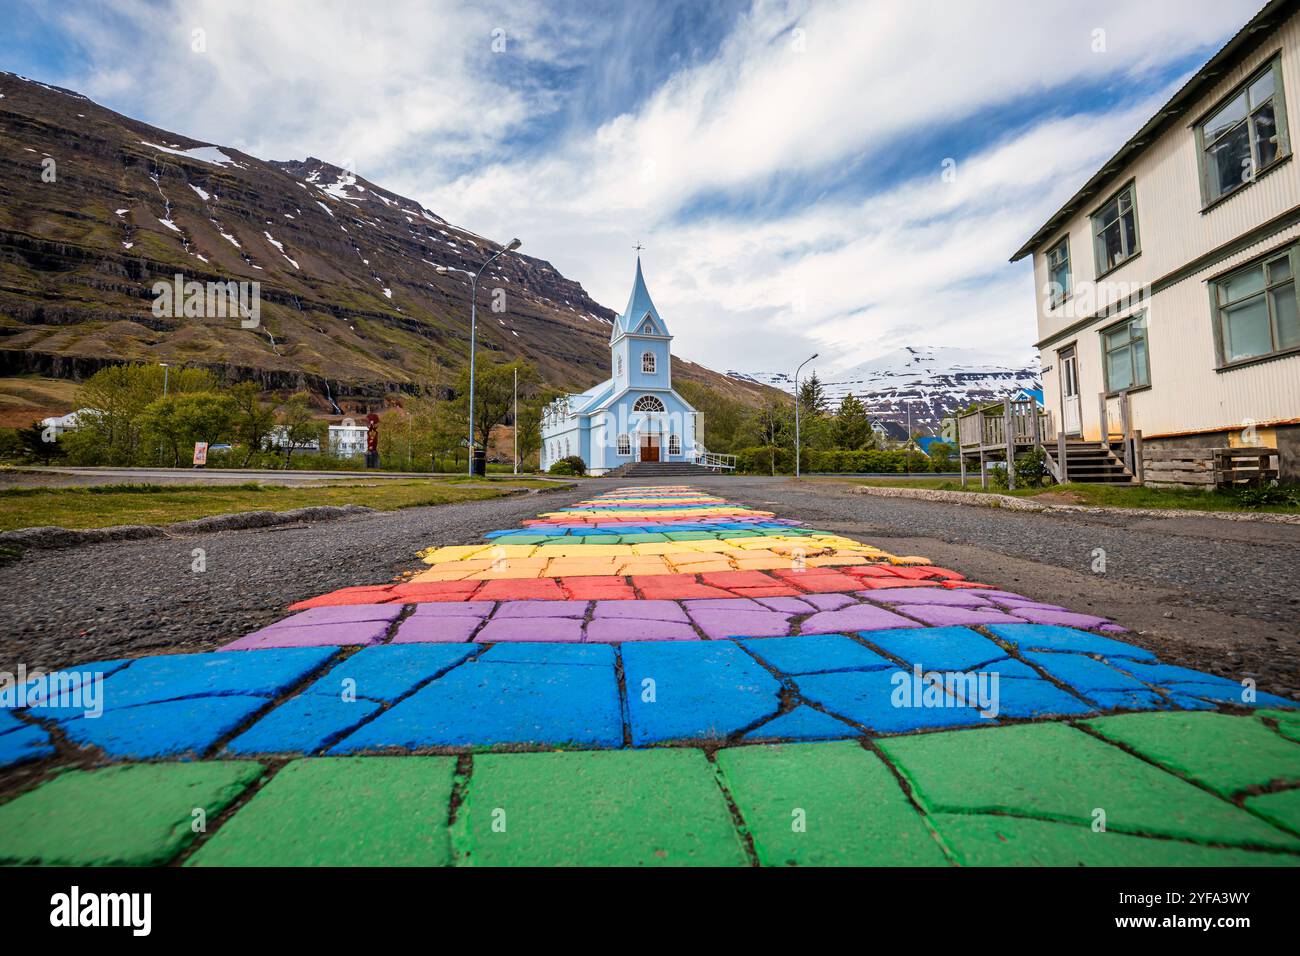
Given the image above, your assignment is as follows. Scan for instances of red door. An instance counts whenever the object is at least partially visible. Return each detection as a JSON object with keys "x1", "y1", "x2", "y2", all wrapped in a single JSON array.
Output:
[{"x1": 640, "y1": 435, "x2": 660, "y2": 462}]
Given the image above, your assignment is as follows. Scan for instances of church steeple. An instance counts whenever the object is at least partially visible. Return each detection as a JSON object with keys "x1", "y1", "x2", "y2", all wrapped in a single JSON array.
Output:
[{"x1": 611, "y1": 256, "x2": 668, "y2": 342}]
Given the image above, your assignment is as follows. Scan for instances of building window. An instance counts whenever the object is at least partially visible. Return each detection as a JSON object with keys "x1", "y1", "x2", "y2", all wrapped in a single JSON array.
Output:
[
  {"x1": 641, "y1": 351, "x2": 656, "y2": 373},
  {"x1": 1045, "y1": 236, "x2": 1071, "y2": 308},
  {"x1": 668, "y1": 434, "x2": 681, "y2": 455},
  {"x1": 1212, "y1": 248, "x2": 1300, "y2": 365},
  {"x1": 617, "y1": 355, "x2": 623, "y2": 376},
  {"x1": 642, "y1": 320, "x2": 654, "y2": 334},
  {"x1": 1101, "y1": 313, "x2": 1150, "y2": 393},
  {"x1": 1198, "y1": 58, "x2": 1289, "y2": 205},
  {"x1": 1092, "y1": 183, "x2": 1140, "y2": 274},
  {"x1": 617, "y1": 433, "x2": 631, "y2": 455},
  {"x1": 632, "y1": 395, "x2": 666, "y2": 412}
]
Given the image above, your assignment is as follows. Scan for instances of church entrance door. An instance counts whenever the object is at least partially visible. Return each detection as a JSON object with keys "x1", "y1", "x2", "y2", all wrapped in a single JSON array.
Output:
[{"x1": 640, "y1": 434, "x2": 660, "y2": 462}]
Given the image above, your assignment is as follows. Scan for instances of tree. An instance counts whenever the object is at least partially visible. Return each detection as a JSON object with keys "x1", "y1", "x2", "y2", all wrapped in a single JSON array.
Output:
[
  {"x1": 277, "y1": 393, "x2": 322, "y2": 463},
  {"x1": 452, "y1": 353, "x2": 541, "y2": 453},
  {"x1": 139, "y1": 392, "x2": 236, "y2": 466},
  {"x1": 754, "y1": 400, "x2": 792, "y2": 476},
  {"x1": 17, "y1": 421, "x2": 66, "y2": 464},
  {"x1": 71, "y1": 363, "x2": 218, "y2": 465},
  {"x1": 230, "y1": 382, "x2": 276, "y2": 466},
  {"x1": 832, "y1": 393, "x2": 873, "y2": 449},
  {"x1": 797, "y1": 372, "x2": 828, "y2": 417}
]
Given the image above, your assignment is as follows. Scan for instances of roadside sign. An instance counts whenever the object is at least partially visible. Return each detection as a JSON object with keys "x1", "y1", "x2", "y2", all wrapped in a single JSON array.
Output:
[{"x1": 193, "y1": 442, "x2": 209, "y2": 466}]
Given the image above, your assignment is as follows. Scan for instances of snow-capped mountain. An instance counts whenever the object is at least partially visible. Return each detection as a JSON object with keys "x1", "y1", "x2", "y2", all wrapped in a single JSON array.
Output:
[{"x1": 729, "y1": 346, "x2": 1041, "y2": 434}]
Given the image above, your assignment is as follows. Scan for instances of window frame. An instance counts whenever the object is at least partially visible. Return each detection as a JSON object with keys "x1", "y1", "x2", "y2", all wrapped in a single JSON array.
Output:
[
  {"x1": 1208, "y1": 242, "x2": 1300, "y2": 369},
  {"x1": 632, "y1": 395, "x2": 666, "y2": 413},
  {"x1": 1090, "y1": 181, "x2": 1141, "y2": 277},
  {"x1": 616, "y1": 433, "x2": 631, "y2": 456},
  {"x1": 1044, "y1": 235, "x2": 1072, "y2": 309},
  {"x1": 1099, "y1": 310, "x2": 1151, "y2": 396},
  {"x1": 616, "y1": 354, "x2": 623, "y2": 377},
  {"x1": 668, "y1": 434, "x2": 681, "y2": 455},
  {"x1": 641, "y1": 351, "x2": 656, "y2": 374},
  {"x1": 1194, "y1": 54, "x2": 1291, "y2": 208}
]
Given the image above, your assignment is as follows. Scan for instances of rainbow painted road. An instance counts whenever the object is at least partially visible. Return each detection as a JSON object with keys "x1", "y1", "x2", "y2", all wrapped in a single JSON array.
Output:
[{"x1": 2, "y1": 486, "x2": 1299, "y2": 866}]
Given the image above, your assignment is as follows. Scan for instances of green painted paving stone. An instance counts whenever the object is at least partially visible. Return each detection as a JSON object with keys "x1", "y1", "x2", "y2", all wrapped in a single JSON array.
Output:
[
  {"x1": 1245, "y1": 790, "x2": 1300, "y2": 836},
  {"x1": 466, "y1": 749, "x2": 747, "y2": 866},
  {"x1": 716, "y1": 741, "x2": 948, "y2": 866},
  {"x1": 879, "y1": 723, "x2": 1298, "y2": 849},
  {"x1": 1085, "y1": 712, "x2": 1300, "y2": 798},
  {"x1": 0, "y1": 762, "x2": 263, "y2": 865},
  {"x1": 189, "y1": 757, "x2": 456, "y2": 866},
  {"x1": 1259, "y1": 708, "x2": 1300, "y2": 744},
  {"x1": 932, "y1": 814, "x2": 1299, "y2": 867}
]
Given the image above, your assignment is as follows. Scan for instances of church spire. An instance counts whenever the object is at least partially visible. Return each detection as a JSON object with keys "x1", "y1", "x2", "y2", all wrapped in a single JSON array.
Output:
[{"x1": 611, "y1": 255, "x2": 667, "y2": 342}]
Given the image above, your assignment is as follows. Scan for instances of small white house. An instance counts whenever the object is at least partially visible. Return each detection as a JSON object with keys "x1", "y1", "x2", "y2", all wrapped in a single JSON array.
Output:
[
  {"x1": 38, "y1": 409, "x2": 89, "y2": 437},
  {"x1": 328, "y1": 423, "x2": 369, "y2": 458}
]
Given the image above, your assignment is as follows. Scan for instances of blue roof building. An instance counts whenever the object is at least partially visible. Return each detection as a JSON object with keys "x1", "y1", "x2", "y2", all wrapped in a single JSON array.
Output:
[{"x1": 540, "y1": 259, "x2": 700, "y2": 474}]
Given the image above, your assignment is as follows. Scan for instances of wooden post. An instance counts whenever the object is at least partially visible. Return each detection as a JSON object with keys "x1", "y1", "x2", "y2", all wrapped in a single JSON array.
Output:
[
  {"x1": 1057, "y1": 431, "x2": 1068, "y2": 483},
  {"x1": 979, "y1": 448, "x2": 987, "y2": 490},
  {"x1": 1098, "y1": 392, "x2": 1109, "y2": 451},
  {"x1": 1132, "y1": 429, "x2": 1144, "y2": 485},
  {"x1": 1003, "y1": 400, "x2": 1016, "y2": 490},
  {"x1": 1119, "y1": 390, "x2": 1131, "y2": 470},
  {"x1": 959, "y1": 449, "x2": 968, "y2": 489}
]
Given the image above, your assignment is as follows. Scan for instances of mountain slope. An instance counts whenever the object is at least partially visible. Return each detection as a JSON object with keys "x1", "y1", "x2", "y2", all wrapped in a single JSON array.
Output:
[
  {"x1": 731, "y1": 346, "x2": 1041, "y2": 432},
  {"x1": 0, "y1": 73, "x2": 775, "y2": 409}
]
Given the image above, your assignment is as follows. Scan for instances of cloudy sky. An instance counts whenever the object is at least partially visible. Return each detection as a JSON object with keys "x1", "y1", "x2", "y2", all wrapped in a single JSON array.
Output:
[{"x1": 2, "y1": 0, "x2": 1264, "y2": 376}]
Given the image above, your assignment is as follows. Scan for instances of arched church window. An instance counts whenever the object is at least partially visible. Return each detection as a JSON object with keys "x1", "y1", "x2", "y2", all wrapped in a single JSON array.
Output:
[
  {"x1": 565, "y1": 438, "x2": 571, "y2": 456},
  {"x1": 668, "y1": 434, "x2": 681, "y2": 455},
  {"x1": 641, "y1": 351, "x2": 656, "y2": 374},
  {"x1": 617, "y1": 434, "x2": 631, "y2": 455},
  {"x1": 632, "y1": 395, "x2": 666, "y2": 413}
]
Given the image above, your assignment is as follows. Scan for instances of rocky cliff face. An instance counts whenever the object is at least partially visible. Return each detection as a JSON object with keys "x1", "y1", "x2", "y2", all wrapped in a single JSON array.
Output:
[{"x1": 0, "y1": 73, "x2": 774, "y2": 411}]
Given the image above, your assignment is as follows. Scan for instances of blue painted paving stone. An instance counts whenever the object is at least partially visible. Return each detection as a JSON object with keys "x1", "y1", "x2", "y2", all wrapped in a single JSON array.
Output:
[
  {"x1": 859, "y1": 626, "x2": 1008, "y2": 671},
  {"x1": 1162, "y1": 682, "x2": 1299, "y2": 709},
  {"x1": 1019, "y1": 651, "x2": 1153, "y2": 694},
  {"x1": 984, "y1": 623, "x2": 1155, "y2": 660},
  {"x1": 1087, "y1": 689, "x2": 1173, "y2": 710},
  {"x1": 742, "y1": 705, "x2": 860, "y2": 741},
  {"x1": 60, "y1": 695, "x2": 273, "y2": 759},
  {"x1": 880, "y1": 722, "x2": 1298, "y2": 849},
  {"x1": 0, "y1": 724, "x2": 56, "y2": 768},
  {"x1": 740, "y1": 634, "x2": 891, "y2": 675},
  {"x1": 477, "y1": 642, "x2": 616, "y2": 667},
  {"x1": 305, "y1": 644, "x2": 477, "y2": 702},
  {"x1": 795, "y1": 669, "x2": 989, "y2": 734},
  {"x1": 985, "y1": 677, "x2": 1095, "y2": 719},
  {"x1": 1110, "y1": 659, "x2": 1242, "y2": 688},
  {"x1": 225, "y1": 695, "x2": 385, "y2": 755},
  {"x1": 27, "y1": 647, "x2": 338, "y2": 719},
  {"x1": 330, "y1": 659, "x2": 623, "y2": 750},
  {"x1": 14, "y1": 659, "x2": 131, "y2": 709},
  {"x1": 622, "y1": 641, "x2": 782, "y2": 745}
]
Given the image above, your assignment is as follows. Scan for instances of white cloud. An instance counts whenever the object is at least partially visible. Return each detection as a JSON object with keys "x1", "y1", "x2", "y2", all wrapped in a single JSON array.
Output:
[{"x1": 41, "y1": 0, "x2": 1264, "y2": 375}]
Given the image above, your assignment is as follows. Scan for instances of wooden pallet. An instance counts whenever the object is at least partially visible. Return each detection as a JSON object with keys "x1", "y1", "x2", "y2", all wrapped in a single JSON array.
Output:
[{"x1": 1143, "y1": 447, "x2": 1279, "y2": 489}]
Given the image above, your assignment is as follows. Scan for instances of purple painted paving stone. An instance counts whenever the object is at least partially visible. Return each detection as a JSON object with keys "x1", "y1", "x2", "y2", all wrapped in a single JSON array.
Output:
[
  {"x1": 682, "y1": 598, "x2": 763, "y2": 613},
  {"x1": 412, "y1": 601, "x2": 496, "y2": 618},
  {"x1": 224, "y1": 619, "x2": 391, "y2": 650},
  {"x1": 1099, "y1": 624, "x2": 1131, "y2": 633},
  {"x1": 592, "y1": 600, "x2": 688, "y2": 623},
  {"x1": 584, "y1": 619, "x2": 700, "y2": 642},
  {"x1": 867, "y1": 589, "x2": 991, "y2": 607},
  {"x1": 755, "y1": 597, "x2": 816, "y2": 614},
  {"x1": 492, "y1": 601, "x2": 590, "y2": 619},
  {"x1": 270, "y1": 604, "x2": 404, "y2": 628},
  {"x1": 390, "y1": 616, "x2": 483, "y2": 644},
  {"x1": 890, "y1": 605, "x2": 1026, "y2": 628},
  {"x1": 474, "y1": 618, "x2": 585, "y2": 643},
  {"x1": 800, "y1": 604, "x2": 920, "y2": 635},
  {"x1": 985, "y1": 599, "x2": 1070, "y2": 612},
  {"x1": 801, "y1": 593, "x2": 856, "y2": 611},
  {"x1": 972, "y1": 591, "x2": 1032, "y2": 601},
  {"x1": 688, "y1": 609, "x2": 792, "y2": 640},
  {"x1": 1013, "y1": 607, "x2": 1115, "y2": 629}
]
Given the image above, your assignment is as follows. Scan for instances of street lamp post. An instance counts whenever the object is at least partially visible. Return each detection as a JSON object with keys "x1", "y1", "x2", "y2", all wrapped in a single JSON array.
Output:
[
  {"x1": 793, "y1": 353, "x2": 818, "y2": 479},
  {"x1": 160, "y1": 362, "x2": 170, "y2": 397},
  {"x1": 512, "y1": 365, "x2": 518, "y2": 475},
  {"x1": 466, "y1": 237, "x2": 522, "y2": 477}
]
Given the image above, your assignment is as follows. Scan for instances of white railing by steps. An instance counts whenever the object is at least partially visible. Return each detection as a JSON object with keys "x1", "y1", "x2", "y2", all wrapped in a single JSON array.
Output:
[{"x1": 693, "y1": 449, "x2": 737, "y2": 471}]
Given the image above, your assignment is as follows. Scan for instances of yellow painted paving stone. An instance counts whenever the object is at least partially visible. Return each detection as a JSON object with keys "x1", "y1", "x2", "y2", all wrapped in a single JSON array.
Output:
[
  {"x1": 467, "y1": 567, "x2": 544, "y2": 580},
  {"x1": 889, "y1": 556, "x2": 933, "y2": 566},
  {"x1": 477, "y1": 545, "x2": 540, "y2": 559},
  {"x1": 630, "y1": 543, "x2": 691, "y2": 556},
  {"x1": 420, "y1": 545, "x2": 491, "y2": 564},
  {"x1": 410, "y1": 568, "x2": 477, "y2": 582},
  {"x1": 534, "y1": 544, "x2": 632, "y2": 558},
  {"x1": 616, "y1": 560, "x2": 675, "y2": 576},
  {"x1": 809, "y1": 555, "x2": 868, "y2": 567},
  {"x1": 734, "y1": 558, "x2": 795, "y2": 571}
]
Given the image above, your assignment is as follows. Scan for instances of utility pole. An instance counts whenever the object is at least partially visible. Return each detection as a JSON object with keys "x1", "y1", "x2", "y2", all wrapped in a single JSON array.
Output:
[
  {"x1": 794, "y1": 353, "x2": 818, "y2": 478},
  {"x1": 513, "y1": 365, "x2": 518, "y2": 475}
]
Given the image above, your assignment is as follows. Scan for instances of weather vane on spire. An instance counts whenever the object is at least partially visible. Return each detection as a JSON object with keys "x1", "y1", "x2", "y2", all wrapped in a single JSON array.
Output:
[{"x1": 634, "y1": 241, "x2": 645, "y2": 253}]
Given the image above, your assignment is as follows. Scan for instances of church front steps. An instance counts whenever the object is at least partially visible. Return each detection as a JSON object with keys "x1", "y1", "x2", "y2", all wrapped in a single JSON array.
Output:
[{"x1": 602, "y1": 462, "x2": 731, "y2": 478}]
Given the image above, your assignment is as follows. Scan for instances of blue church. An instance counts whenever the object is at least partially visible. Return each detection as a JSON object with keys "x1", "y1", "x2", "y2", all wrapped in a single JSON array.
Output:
[{"x1": 540, "y1": 259, "x2": 701, "y2": 475}]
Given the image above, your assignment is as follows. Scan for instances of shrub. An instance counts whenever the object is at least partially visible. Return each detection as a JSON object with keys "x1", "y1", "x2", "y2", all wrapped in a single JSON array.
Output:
[{"x1": 549, "y1": 455, "x2": 586, "y2": 476}]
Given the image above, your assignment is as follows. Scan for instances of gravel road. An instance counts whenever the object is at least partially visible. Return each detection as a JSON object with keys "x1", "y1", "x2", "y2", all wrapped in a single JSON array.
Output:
[{"x1": 3, "y1": 475, "x2": 1297, "y2": 695}]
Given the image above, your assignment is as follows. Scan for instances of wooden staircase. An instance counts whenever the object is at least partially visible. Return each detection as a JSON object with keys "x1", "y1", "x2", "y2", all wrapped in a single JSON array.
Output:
[{"x1": 1047, "y1": 441, "x2": 1135, "y2": 485}]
